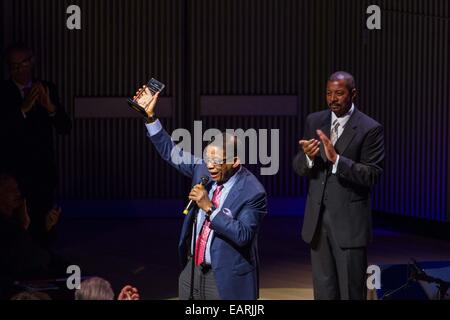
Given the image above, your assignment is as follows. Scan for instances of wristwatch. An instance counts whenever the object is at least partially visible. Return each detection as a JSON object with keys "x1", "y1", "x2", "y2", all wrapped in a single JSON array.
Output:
[
  {"x1": 206, "y1": 206, "x2": 217, "y2": 216},
  {"x1": 144, "y1": 114, "x2": 158, "y2": 124}
]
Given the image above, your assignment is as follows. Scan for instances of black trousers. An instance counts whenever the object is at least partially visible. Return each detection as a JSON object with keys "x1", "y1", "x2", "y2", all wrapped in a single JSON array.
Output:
[
  {"x1": 25, "y1": 183, "x2": 55, "y2": 248},
  {"x1": 310, "y1": 208, "x2": 368, "y2": 300}
]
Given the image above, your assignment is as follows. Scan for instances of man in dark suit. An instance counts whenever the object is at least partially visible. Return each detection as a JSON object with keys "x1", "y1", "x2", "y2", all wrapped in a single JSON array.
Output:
[
  {"x1": 0, "y1": 44, "x2": 71, "y2": 246},
  {"x1": 133, "y1": 86, "x2": 267, "y2": 300},
  {"x1": 293, "y1": 71, "x2": 384, "y2": 300}
]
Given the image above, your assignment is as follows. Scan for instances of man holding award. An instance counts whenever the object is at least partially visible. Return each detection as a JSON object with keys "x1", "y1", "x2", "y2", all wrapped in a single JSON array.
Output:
[{"x1": 129, "y1": 81, "x2": 267, "y2": 300}]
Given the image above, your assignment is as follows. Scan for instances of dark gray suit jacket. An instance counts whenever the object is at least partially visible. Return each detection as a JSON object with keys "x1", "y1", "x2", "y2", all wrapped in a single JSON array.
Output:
[{"x1": 293, "y1": 108, "x2": 384, "y2": 248}]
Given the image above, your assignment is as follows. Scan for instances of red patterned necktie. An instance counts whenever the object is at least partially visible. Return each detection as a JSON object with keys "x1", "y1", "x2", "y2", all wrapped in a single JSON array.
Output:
[{"x1": 194, "y1": 185, "x2": 223, "y2": 266}]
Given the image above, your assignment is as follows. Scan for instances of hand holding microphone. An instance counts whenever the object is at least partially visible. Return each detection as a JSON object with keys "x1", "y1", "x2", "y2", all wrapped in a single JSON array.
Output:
[{"x1": 183, "y1": 176, "x2": 210, "y2": 215}]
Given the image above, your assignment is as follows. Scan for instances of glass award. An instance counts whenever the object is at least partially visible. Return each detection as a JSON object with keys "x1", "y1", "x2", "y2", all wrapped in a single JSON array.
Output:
[{"x1": 127, "y1": 78, "x2": 165, "y2": 118}]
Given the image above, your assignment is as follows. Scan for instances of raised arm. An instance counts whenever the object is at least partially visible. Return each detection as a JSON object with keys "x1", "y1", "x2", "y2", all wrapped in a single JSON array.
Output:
[{"x1": 134, "y1": 85, "x2": 202, "y2": 178}]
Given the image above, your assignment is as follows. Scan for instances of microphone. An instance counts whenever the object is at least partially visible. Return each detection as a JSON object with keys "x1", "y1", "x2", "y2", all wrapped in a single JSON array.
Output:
[{"x1": 182, "y1": 176, "x2": 209, "y2": 215}]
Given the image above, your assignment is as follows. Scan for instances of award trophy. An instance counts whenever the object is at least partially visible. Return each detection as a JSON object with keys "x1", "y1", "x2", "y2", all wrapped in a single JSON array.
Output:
[{"x1": 126, "y1": 78, "x2": 165, "y2": 117}]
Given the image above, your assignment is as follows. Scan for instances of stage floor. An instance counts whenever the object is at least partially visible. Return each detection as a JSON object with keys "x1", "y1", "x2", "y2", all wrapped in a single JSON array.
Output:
[{"x1": 54, "y1": 216, "x2": 450, "y2": 300}]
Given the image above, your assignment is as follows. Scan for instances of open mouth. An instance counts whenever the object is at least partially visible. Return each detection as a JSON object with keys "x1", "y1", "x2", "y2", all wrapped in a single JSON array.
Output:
[{"x1": 209, "y1": 172, "x2": 220, "y2": 179}]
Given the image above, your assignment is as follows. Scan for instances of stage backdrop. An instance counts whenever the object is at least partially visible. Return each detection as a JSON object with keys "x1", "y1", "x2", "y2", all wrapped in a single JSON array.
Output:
[{"x1": 1, "y1": 0, "x2": 449, "y2": 221}]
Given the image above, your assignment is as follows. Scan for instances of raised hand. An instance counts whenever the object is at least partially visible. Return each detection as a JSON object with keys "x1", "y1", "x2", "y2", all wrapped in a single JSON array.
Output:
[
  {"x1": 21, "y1": 85, "x2": 40, "y2": 113},
  {"x1": 45, "y1": 205, "x2": 61, "y2": 232},
  {"x1": 299, "y1": 138, "x2": 321, "y2": 160},
  {"x1": 316, "y1": 129, "x2": 338, "y2": 163},
  {"x1": 133, "y1": 85, "x2": 159, "y2": 117},
  {"x1": 36, "y1": 83, "x2": 56, "y2": 113},
  {"x1": 118, "y1": 285, "x2": 140, "y2": 300}
]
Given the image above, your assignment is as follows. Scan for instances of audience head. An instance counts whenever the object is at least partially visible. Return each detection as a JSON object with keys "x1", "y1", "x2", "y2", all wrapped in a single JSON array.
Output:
[
  {"x1": 74, "y1": 277, "x2": 115, "y2": 300},
  {"x1": 5, "y1": 43, "x2": 35, "y2": 85},
  {"x1": 10, "y1": 291, "x2": 51, "y2": 300}
]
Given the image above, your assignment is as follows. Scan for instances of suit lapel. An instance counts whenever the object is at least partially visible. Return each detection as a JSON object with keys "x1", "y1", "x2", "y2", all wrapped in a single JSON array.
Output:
[
  {"x1": 7, "y1": 79, "x2": 24, "y2": 102},
  {"x1": 220, "y1": 169, "x2": 245, "y2": 218},
  {"x1": 192, "y1": 168, "x2": 245, "y2": 245},
  {"x1": 334, "y1": 109, "x2": 360, "y2": 155},
  {"x1": 208, "y1": 169, "x2": 245, "y2": 248}
]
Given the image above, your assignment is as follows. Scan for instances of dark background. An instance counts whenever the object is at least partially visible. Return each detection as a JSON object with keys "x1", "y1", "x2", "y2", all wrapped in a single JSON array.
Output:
[{"x1": 1, "y1": 0, "x2": 449, "y2": 222}]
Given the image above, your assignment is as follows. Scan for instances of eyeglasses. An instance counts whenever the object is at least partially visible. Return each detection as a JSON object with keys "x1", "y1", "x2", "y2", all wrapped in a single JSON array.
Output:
[
  {"x1": 204, "y1": 157, "x2": 235, "y2": 166},
  {"x1": 9, "y1": 56, "x2": 33, "y2": 70}
]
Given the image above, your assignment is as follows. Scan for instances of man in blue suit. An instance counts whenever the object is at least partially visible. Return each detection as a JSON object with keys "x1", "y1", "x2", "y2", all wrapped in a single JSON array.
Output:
[{"x1": 133, "y1": 86, "x2": 267, "y2": 300}]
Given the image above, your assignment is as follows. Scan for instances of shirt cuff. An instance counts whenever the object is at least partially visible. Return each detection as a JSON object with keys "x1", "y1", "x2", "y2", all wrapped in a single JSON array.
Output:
[
  {"x1": 306, "y1": 154, "x2": 314, "y2": 168},
  {"x1": 145, "y1": 119, "x2": 163, "y2": 136},
  {"x1": 332, "y1": 155, "x2": 340, "y2": 174}
]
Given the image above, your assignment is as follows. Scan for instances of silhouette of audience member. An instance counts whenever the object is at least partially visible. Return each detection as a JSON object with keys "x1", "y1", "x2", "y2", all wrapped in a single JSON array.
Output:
[
  {"x1": 75, "y1": 277, "x2": 140, "y2": 300},
  {"x1": 10, "y1": 291, "x2": 51, "y2": 300},
  {"x1": 0, "y1": 173, "x2": 66, "y2": 299},
  {"x1": 0, "y1": 43, "x2": 71, "y2": 248}
]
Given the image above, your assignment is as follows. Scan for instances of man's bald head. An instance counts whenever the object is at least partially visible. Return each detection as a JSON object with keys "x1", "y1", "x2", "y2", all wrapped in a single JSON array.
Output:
[{"x1": 328, "y1": 71, "x2": 355, "y2": 91}]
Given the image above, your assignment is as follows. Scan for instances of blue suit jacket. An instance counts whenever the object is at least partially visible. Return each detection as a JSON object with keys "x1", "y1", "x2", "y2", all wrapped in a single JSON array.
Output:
[{"x1": 149, "y1": 126, "x2": 267, "y2": 300}]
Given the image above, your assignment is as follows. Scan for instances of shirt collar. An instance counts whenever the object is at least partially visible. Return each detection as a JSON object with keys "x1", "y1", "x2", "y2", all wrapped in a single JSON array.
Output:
[
  {"x1": 13, "y1": 79, "x2": 32, "y2": 91},
  {"x1": 214, "y1": 166, "x2": 242, "y2": 191},
  {"x1": 331, "y1": 103, "x2": 355, "y2": 127}
]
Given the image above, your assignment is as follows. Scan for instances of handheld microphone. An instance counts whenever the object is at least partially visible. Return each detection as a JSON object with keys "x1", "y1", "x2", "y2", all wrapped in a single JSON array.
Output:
[{"x1": 182, "y1": 176, "x2": 209, "y2": 215}]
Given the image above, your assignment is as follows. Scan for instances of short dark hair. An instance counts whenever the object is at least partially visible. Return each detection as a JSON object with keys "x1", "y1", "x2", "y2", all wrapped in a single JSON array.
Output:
[
  {"x1": 207, "y1": 131, "x2": 241, "y2": 161},
  {"x1": 328, "y1": 71, "x2": 356, "y2": 91}
]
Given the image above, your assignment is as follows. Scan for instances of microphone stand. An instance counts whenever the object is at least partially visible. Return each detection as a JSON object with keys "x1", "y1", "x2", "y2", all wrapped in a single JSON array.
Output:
[
  {"x1": 189, "y1": 207, "x2": 198, "y2": 300},
  {"x1": 184, "y1": 176, "x2": 209, "y2": 300},
  {"x1": 380, "y1": 263, "x2": 415, "y2": 300}
]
